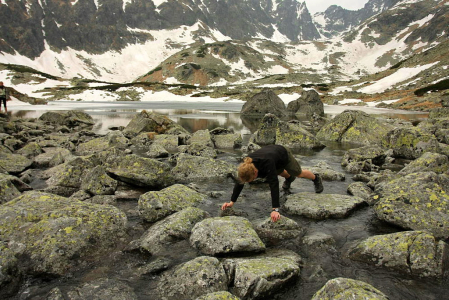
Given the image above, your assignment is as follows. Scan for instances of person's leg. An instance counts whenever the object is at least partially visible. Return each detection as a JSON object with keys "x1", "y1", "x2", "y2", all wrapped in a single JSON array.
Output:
[{"x1": 297, "y1": 170, "x2": 323, "y2": 193}]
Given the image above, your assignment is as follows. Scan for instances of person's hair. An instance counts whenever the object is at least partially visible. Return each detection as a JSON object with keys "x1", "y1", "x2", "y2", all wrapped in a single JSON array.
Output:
[{"x1": 238, "y1": 157, "x2": 256, "y2": 183}]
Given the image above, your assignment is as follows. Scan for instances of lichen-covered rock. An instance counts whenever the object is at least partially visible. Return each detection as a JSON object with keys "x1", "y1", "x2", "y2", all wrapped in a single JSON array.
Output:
[
  {"x1": 33, "y1": 147, "x2": 72, "y2": 168},
  {"x1": 81, "y1": 165, "x2": 118, "y2": 196},
  {"x1": 349, "y1": 231, "x2": 447, "y2": 278},
  {"x1": 287, "y1": 89, "x2": 324, "y2": 117},
  {"x1": 138, "y1": 184, "x2": 207, "y2": 223},
  {"x1": 177, "y1": 143, "x2": 218, "y2": 158},
  {"x1": 211, "y1": 128, "x2": 243, "y2": 149},
  {"x1": 157, "y1": 256, "x2": 228, "y2": 300},
  {"x1": 106, "y1": 154, "x2": 173, "y2": 188},
  {"x1": 153, "y1": 134, "x2": 179, "y2": 152},
  {"x1": 316, "y1": 110, "x2": 393, "y2": 145},
  {"x1": 381, "y1": 127, "x2": 440, "y2": 159},
  {"x1": 374, "y1": 172, "x2": 449, "y2": 238},
  {"x1": 241, "y1": 90, "x2": 287, "y2": 117},
  {"x1": 66, "y1": 278, "x2": 138, "y2": 300},
  {"x1": 171, "y1": 154, "x2": 237, "y2": 182},
  {"x1": 0, "y1": 153, "x2": 32, "y2": 174},
  {"x1": 189, "y1": 129, "x2": 214, "y2": 147},
  {"x1": 347, "y1": 182, "x2": 376, "y2": 205},
  {"x1": 252, "y1": 216, "x2": 303, "y2": 246},
  {"x1": 190, "y1": 216, "x2": 266, "y2": 255},
  {"x1": 251, "y1": 113, "x2": 281, "y2": 146},
  {"x1": 341, "y1": 146, "x2": 386, "y2": 169},
  {"x1": 138, "y1": 207, "x2": 210, "y2": 254},
  {"x1": 195, "y1": 291, "x2": 241, "y2": 300},
  {"x1": 308, "y1": 161, "x2": 345, "y2": 181},
  {"x1": 39, "y1": 111, "x2": 94, "y2": 128},
  {"x1": 0, "y1": 242, "x2": 19, "y2": 291},
  {"x1": 122, "y1": 111, "x2": 187, "y2": 138},
  {"x1": 0, "y1": 191, "x2": 127, "y2": 275},
  {"x1": 284, "y1": 193, "x2": 365, "y2": 219},
  {"x1": 146, "y1": 143, "x2": 169, "y2": 158},
  {"x1": 311, "y1": 277, "x2": 389, "y2": 300},
  {"x1": 76, "y1": 131, "x2": 129, "y2": 155},
  {"x1": 398, "y1": 152, "x2": 449, "y2": 175},
  {"x1": 275, "y1": 121, "x2": 325, "y2": 150},
  {"x1": 222, "y1": 249, "x2": 301, "y2": 300},
  {"x1": 16, "y1": 142, "x2": 43, "y2": 159},
  {"x1": 0, "y1": 174, "x2": 21, "y2": 204}
]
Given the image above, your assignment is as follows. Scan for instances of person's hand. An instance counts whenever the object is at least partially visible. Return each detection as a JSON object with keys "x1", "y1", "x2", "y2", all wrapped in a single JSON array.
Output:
[
  {"x1": 221, "y1": 201, "x2": 234, "y2": 210},
  {"x1": 271, "y1": 211, "x2": 281, "y2": 222}
]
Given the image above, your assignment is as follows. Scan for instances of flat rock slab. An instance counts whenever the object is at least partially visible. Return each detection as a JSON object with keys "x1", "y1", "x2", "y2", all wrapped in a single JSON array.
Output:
[{"x1": 284, "y1": 192, "x2": 365, "y2": 219}]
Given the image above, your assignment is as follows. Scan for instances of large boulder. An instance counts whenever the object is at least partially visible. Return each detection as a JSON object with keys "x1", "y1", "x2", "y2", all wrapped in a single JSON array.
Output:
[
  {"x1": 80, "y1": 165, "x2": 118, "y2": 196},
  {"x1": 241, "y1": 90, "x2": 287, "y2": 117},
  {"x1": 311, "y1": 278, "x2": 389, "y2": 300},
  {"x1": 381, "y1": 127, "x2": 440, "y2": 159},
  {"x1": 398, "y1": 152, "x2": 449, "y2": 175},
  {"x1": 171, "y1": 154, "x2": 237, "y2": 182},
  {"x1": 39, "y1": 111, "x2": 94, "y2": 128},
  {"x1": 157, "y1": 256, "x2": 229, "y2": 300},
  {"x1": 0, "y1": 191, "x2": 127, "y2": 275},
  {"x1": 210, "y1": 128, "x2": 243, "y2": 149},
  {"x1": 222, "y1": 250, "x2": 302, "y2": 300},
  {"x1": 76, "y1": 131, "x2": 129, "y2": 155},
  {"x1": 122, "y1": 111, "x2": 187, "y2": 138},
  {"x1": 106, "y1": 154, "x2": 173, "y2": 188},
  {"x1": 190, "y1": 216, "x2": 266, "y2": 255},
  {"x1": 286, "y1": 89, "x2": 324, "y2": 117},
  {"x1": 316, "y1": 110, "x2": 394, "y2": 146},
  {"x1": 33, "y1": 147, "x2": 72, "y2": 168},
  {"x1": 252, "y1": 216, "x2": 303, "y2": 246},
  {"x1": 138, "y1": 184, "x2": 207, "y2": 223},
  {"x1": 0, "y1": 153, "x2": 32, "y2": 174},
  {"x1": 284, "y1": 193, "x2": 365, "y2": 220},
  {"x1": 0, "y1": 174, "x2": 22, "y2": 204},
  {"x1": 137, "y1": 207, "x2": 210, "y2": 254},
  {"x1": 188, "y1": 129, "x2": 214, "y2": 147},
  {"x1": 349, "y1": 231, "x2": 448, "y2": 278},
  {"x1": 308, "y1": 161, "x2": 345, "y2": 181},
  {"x1": 374, "y1": 172, "x2": 449, "y2": 238},
  {"x1": 252, "y1": 114, "x2": 324, "y2": 149},
  {"x1": 341, "y1": 146, "x2": 387, "y2": 171}
]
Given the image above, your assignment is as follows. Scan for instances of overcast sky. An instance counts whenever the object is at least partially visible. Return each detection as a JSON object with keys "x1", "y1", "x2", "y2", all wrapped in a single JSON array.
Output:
[{"x1": 304, "y1": 0, "x2": 369, "y2": 14}]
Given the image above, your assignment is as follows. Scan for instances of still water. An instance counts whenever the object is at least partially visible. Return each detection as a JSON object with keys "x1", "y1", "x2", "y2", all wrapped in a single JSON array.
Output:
[{"x1": 8, "y1": 100, "x2": 443, "y2": 300}]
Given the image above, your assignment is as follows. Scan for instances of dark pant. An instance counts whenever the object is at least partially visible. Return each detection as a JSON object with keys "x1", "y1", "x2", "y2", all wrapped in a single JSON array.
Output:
[{"x1": 0, "y1": 97, "x2": 6, "y2": 110}]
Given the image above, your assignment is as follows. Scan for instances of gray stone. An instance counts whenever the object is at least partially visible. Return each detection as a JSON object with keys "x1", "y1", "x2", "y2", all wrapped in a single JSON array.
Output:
[
  {"x1": 157, "y1": 256, "x2": 228, "y2": 300},
  {"x1": 241, "y1": 90, "x2": 287, "y2": 117},
  {"x1": 0, "y1": 191, "x2": 127, "y2": 275},
  {"x1": 284, "y1": 193, "x2": 365, "y2": 219},
  {"x1": 398, "y1": 152, "x2": 449, "y2": 175},
  {"x1": 33, "y1": 147, "x2": 72, "y2": 168},
  {"x1": 81, "y1": 165, "x2": 118, "y2": 196},
  {"x1": 287, "y1": 89, "x2": 324, "y2": 117},
  {"x1": 347, "y1": 182, "x2": 376, "y2": 205},
  {"x1": 138, "y1": 184, "x2": 207, "y2": 223},
  {"x1": 190, "y1": 216, "x2": 266, "y2": 255},
  {"x1": 252, "y1": 216, "x2": 303, "y2": 246},
  {"x1": 222, "y1": 249, "x2": 301, "y2": 300},
  {"x1": 138, "y1": 207, "x2": 210, "y2": 255},
  {"x1": 0, "y1": 153, "x2": 32, "y2": 174},
  {"x1": 308, "y1": 161, "x2": 345, "y2": 181},
  {"x1": 349, "y1": 231, "x2": 448, "y2": 278},
  {"x1": 188, "y1": 129, "x2": 214, "y2": 147},
  {"x1": 374, "y1": 172, "x2": 449, "y2": 238},
  {"x1": 311, "y1": 277, "x2": 389, "y2": 300},
  {"x1": 195, "y1": 291, "x2": 241, "y2": 300},
  {"x1": 67, "y1": 278, "x2": 137, "y2": 300}
]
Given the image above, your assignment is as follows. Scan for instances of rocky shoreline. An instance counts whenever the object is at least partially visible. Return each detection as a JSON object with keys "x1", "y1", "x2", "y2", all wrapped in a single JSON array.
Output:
[{"x1": 0, "y1": 91, "x2": 449, "y2": 300}]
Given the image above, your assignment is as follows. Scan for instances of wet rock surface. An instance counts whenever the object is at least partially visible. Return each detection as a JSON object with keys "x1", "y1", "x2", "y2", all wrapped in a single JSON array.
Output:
[{"x1": 1, "y1": 105, "x2": 449, "y2": 300}]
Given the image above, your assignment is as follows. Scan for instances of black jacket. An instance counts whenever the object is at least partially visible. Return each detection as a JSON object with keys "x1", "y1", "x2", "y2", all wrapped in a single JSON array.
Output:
[{"x1": 231, "y1": 145, "x2": 289, "y2": 208}]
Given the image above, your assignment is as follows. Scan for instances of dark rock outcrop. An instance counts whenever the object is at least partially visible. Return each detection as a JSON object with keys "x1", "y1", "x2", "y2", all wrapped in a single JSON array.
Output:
[{"x1": 241, "y1": 90, "x2": 287, "y2": 117}]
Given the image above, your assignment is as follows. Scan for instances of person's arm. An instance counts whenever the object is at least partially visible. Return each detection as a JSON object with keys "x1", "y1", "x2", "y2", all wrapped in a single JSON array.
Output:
[
  {"x1": 265, "y1": 161, "x2": 281, "y2": 222},
  {"x1": 222, "y1": 181, "x2": 244, "y2": 210}
]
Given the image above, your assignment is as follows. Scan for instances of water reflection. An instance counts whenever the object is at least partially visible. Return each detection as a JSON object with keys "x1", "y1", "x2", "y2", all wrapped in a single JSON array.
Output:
[{"x1": 10, "y1": 101, "x2": 429, "y2": 135}]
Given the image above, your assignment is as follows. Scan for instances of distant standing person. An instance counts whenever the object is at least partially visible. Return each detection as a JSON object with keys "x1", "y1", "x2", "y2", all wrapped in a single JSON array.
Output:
[
  {"x1": 221, "y1": 144, "x2": 323, "y2": 222},
  {"x1": 0, "y1": 81, "x2": 11, "y2": 113}
]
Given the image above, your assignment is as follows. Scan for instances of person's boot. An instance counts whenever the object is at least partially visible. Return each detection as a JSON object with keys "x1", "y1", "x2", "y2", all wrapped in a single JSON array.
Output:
[
  {"x1": 313, "y1": 174, "x2": 323, "y2": 193},
  {"x1": 282, "y1": 176, "x2": 296, "y2": 189}
]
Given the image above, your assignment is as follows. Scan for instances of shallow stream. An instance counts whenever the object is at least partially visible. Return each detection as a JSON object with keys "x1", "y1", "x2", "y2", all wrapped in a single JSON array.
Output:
[{"x1": 7, "y1": 101, "x2": 447, "y2": 300}]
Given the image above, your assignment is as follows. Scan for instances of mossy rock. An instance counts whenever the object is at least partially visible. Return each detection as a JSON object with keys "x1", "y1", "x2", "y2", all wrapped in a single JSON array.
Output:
[
  {"x1": 195, "y1": 291, "x2": 241, "y2": 300},
  {"x1": 0, "y1": 153, "x2": 32, "y2": 174},
  {"x1": 275, "y1": 121, "x2": 325, "y2": 150},
  {"x1": 157, "y1": 256, "x2": 228, "y2": 300},
  {"x1": 138, "y1": 207, "x2": 210, "y2": 254},
  {"x1": 374, "y1": 172, "x2": 449, "y2": 238},
  {"x1": 398, "y1": 152, "x2": 449, "y2": 175},
  {"x1": 349, "y1": 231, "x2": 447, "y2": 278},
  {"x1": 171, "y1": 154, "x2": 237, "y2": 182},
  {"x1": 0, "y1": 191, "x2": 127, "y2": 275},
  {"x1": 138, "y1": 184, "x2": 207, "y2": 223},
  {"x1": 284, "y1": 192, "x2": 366, "y2": 220},
  {"x1": 311, "y1": 277, "x2": 389, "y2": 300},
  {"x1": 190, "y1": 216, "x2": 266, "y2": 255},
  {"x1": 106, "y1": 154, "x2": 173, "y2": 188},
  {"x1": 222, "y1": 249, "x2": 301, "y2": 299},
  {"x1": 66, "y1": 278, "x2": 138, "y2": 300},
  {"x1": 316, "y1": 110, "x2": 394, "y2": 146}
]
